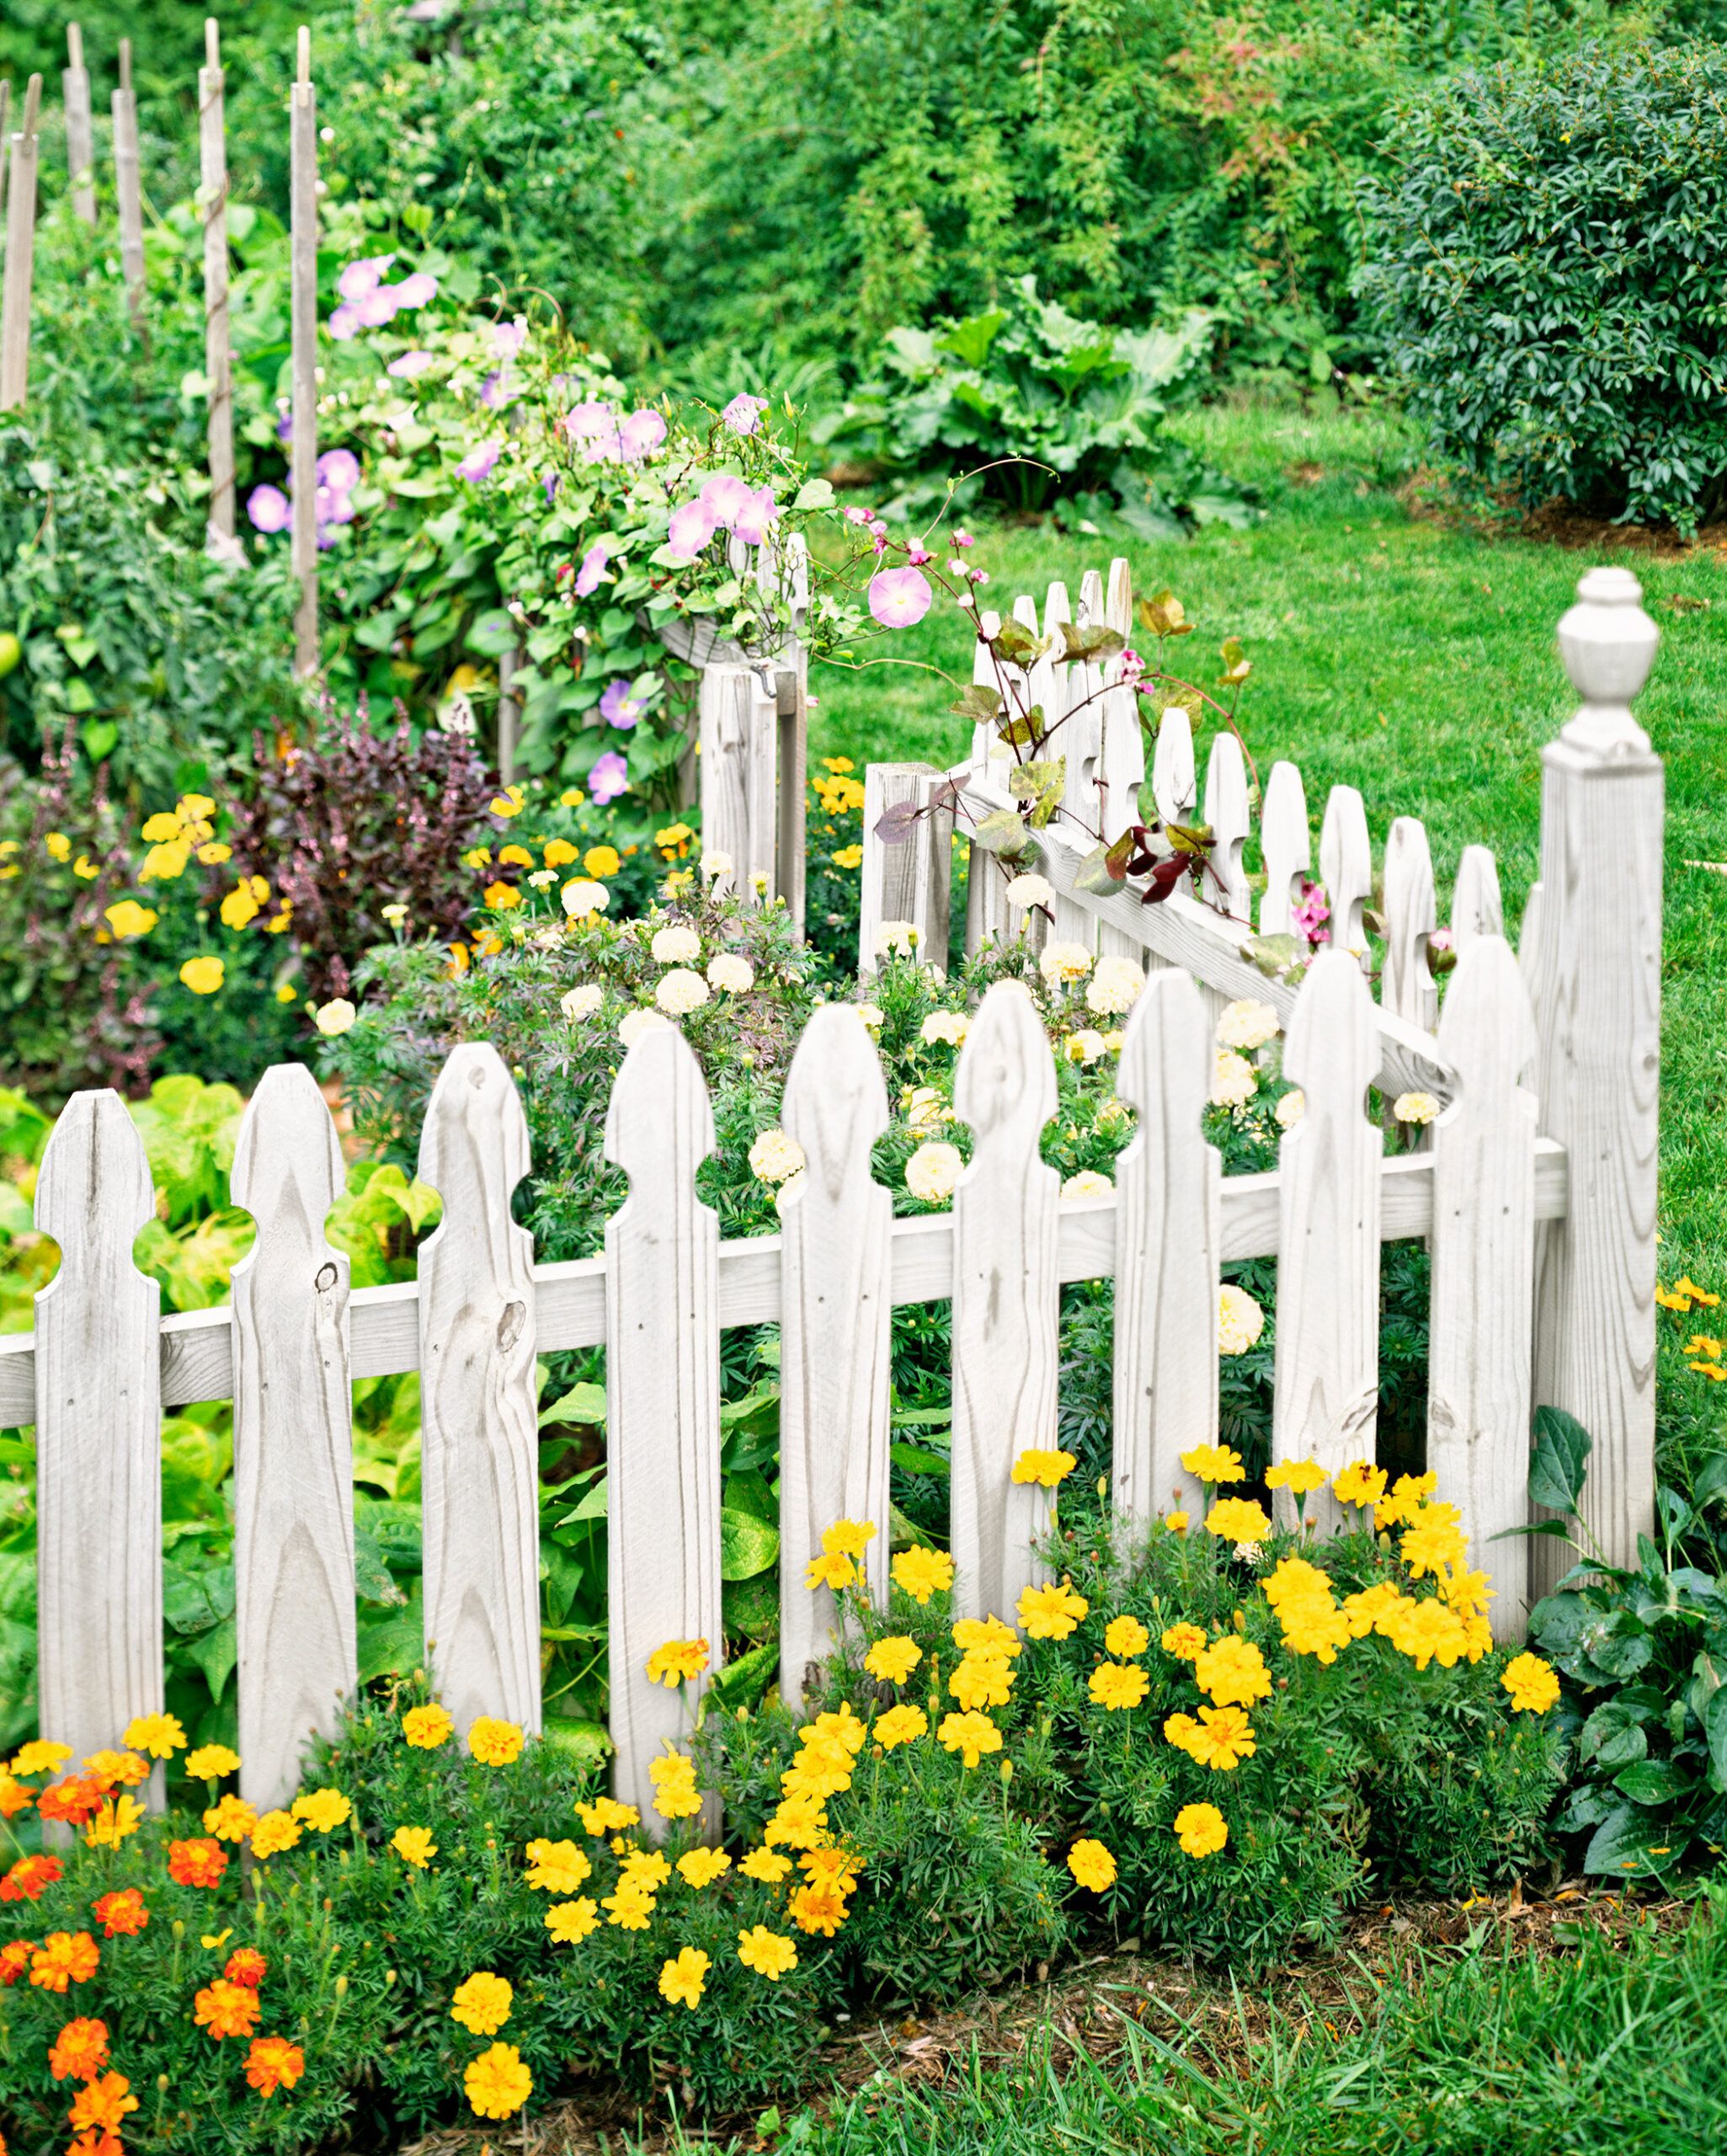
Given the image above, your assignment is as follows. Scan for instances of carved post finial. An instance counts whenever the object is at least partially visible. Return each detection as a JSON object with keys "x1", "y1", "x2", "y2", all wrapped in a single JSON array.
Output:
[{"x1": 1556, "y1": 566, "x2": 1658, "y2": 760}]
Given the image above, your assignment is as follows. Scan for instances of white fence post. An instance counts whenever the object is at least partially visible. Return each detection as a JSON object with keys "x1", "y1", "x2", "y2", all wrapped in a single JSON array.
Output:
[
  {"x1": 699, "y1": 662, "x2": 778, "y2": 902},
  {"x1": 859, "y1": 761, "x2": 951, "y2": 975},
  {"x1": 62, "y1": 24, "x2": 97, "y2": 226},
  {"x1": 1257, "y1": 759, "x2": 1310, "y2": 936},
  {"x1": 289, "y1": 28, "x2": 319, "y2": 673},
  {"x1": 1531, "y1": 567, "x2": 1662, "y2": 1586},
  {"x1": 200, "y1": 19, "x2": 236, "y2": 547},
  {"x1": 1381, "y1": 815, "x2": 1438, "y2": 1032},
  {"x1": 112, "y1": 40, "x2": 147, "y2": 334},
  {"x1": 0, "y1": 77, "x2": 43, "y2": 413}
]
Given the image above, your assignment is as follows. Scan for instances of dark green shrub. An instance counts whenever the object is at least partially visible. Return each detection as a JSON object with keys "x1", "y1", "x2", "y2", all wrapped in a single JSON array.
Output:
[{"x1": 1358, "y1": 42, "x2": 1727, "y2": 532}]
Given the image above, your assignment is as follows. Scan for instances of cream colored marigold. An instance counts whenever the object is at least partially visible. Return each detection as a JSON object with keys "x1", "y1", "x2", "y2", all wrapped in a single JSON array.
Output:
[
  {"x1": 749, "y1": 1129, "x2": 806, "y2": 1185},
  {"x1": 707, "y1": 951, "x2": 754, "y2": 991},
  {"x1": 620, "y1": 1006, "x2": 673, "y2": 1049},
  {"x1": 651, "y1": 924, "x2": 701, "y2": 964},
  {"x1": 1215, "y1": 998, "x2": 1279, "y2": 1050},
  {"x1": 921, "y1": 1008, "x2": 969, "y2": 1047},
  {"x1": 1394, "y1": 1091, "x2": 1441, "y2": 1126},
  {"x1": 561, "y1": 878, "x2": 610, "y2": 919},
  {"x1": 1218, "y1": 1283, "x2": 1265, "y2": 1357},
  {"x1": 560, "y1": 983, "x2": 603, "y2": 1022},
  {"x1": 1039, "y1": 940, "x2": 1093, "y2": 985},
  {"x1": 873, "y1": 919, "x2": 919, "y2": 958},
  {"x1": 1275, "y1": 1087, "x2": 1305, "y2": 1127},
  {"x1": 1064, "y1": 1028, "x2": 1107, "y2": 1065},
  {"x1": 656, "y1": 966, "x2": 710, "y2": 1016},
  {"x1": 905, "y1": 1140, "x2": 963, "y2": 1203},
  {"x1": 1085, "y1": 953, "x2": 1143, "y2": 1015},
  {"x1": 1005, "y1": 872, "x2": 1054, "y2": 911},
  {"x1": 1210, "y1": 1048, "x2": 1256, "y2": 1107},
  {"x1": 1063, "y1": 1169, "x2": 1113, "y2": 1199}
]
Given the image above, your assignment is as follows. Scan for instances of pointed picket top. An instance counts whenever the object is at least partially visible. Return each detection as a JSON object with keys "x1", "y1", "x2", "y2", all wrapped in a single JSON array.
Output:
[
  {"x1": 1112, "y1": 974, "x2": 1221, "y2": 1529},
  {"x1": 1319, "y1": 783, "x2": 1373, "y2": 965},
  {"x1": 1106, "y1": 557, "x2": 1133, "y2": 637},
  {"x1": 605, "y1": 1022, "x2": 723, "y2": 1828},
  {"x1": 1430, "y1": 937, "x2": 1539, "y2": 1634},
  {"x1": 34, "y1": 1091, "x2": 164, "y2": 1783},
  {"x1": 1151, "y1": 706, "x2": 1197, "y2": 827},
  {"x1": 951, "y1": 981, "x2": 1061, "y2": 1620},
  {"x1": 1382, "y1": 815, "x2": 1438, "y2": 1032},
  {"x1": 1271, "y1": 950, "x2": 1382, "y2": 1518},
  {"x1": 229, "y1": 1063, "x2": 355, "y2": 1812},
  {"x1": 1096, "y1": 680, "x2": 1144, "y2": 845},
  {"x1": 1044, "y1": 580, "x2": 1072, "y2": 640},
  {"x1": 1202, "y1": 729, "x2": 1252, "y2": 927},
  {"x1": 416, "y1": 1043, "x2": 541, "y2": 1742},
  {"x1": 1258, "y1": 759, "x2": 1311, "y2": 934},
  {"x1": 1079, "y1": 568, "x2": 1106, "y2": 626},
  {"x1": 1452, "y1": 844, "x2": 1505, "y2": 953},
  {"x1": 778, "y1": 1006, "x2": 893, "y2": 1707}
]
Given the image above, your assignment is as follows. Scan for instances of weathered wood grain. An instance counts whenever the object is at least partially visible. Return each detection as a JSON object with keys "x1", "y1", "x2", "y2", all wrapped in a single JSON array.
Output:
[
  {"x1": 1151, "y1": 707, "x2": 1197, "y2": 828},
  {"x1": 1451, "y1": 843, "x2": 1504, "y2": 953},
  {"x1": 62, "y1": 25, "x2": 96, "y2": 224},
  {"x1": 699, "y1": 663, "x2": 778, "y2": 902},
  {"x1": 1202, "y1": 729, "x2": 1252, "y2": 930},
  {"x1": 1258, "y1": 760, "x2": 1310, "y2": 936},
  {"x1": 1, "y1": 77, "x2": 43, "y2": 412},
  {"x1": 111, "y1": 42, "x2": 146, "y2": 330},
  {"x1": 1319, "y1": 783, "x2": 1373, "y2": 966},
  {"x1": 859, "y1": 761, "x2": 951, "y2": 974},
  {"x1": 1382, "y1": 815, "x2": 1438, "y2": 1033}
]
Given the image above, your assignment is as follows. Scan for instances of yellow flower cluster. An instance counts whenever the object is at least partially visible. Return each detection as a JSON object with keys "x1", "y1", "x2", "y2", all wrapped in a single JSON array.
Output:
[
  {"x1": 648, "y1": 1748, "x2": 704, "y2": 1821},
  {"x1": 1010, "y1": 1448, "x2": 1077, "y2": 1488},
  {"x1": 813, "y1": 763, "x2": 866, "y2": 818},
  {"x1": 645, "y1": 1637, "x2": 711, "y2": 1688},
  {"x1": 806, "y1": 1517, "x2": 876, "y2": 1593}
]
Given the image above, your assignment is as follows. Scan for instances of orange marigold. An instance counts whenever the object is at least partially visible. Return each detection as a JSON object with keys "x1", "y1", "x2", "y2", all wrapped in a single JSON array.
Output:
[
  {"x1": 194, "y1": 1977, "x2": 261, "y2": 2041},
  {"x1": 1, "y1": 1853, "x2": 63, "y2": 1903},
  {"x1": 225, "y1": 1947, "x2": 268, "y2": 1989},
  {"x1": 37, "y1": 1774, "x2": 104, "y2": 1826},
  {"x1": 0, "y1": 1771, "x2": 33, "y2": 1817},
  {"x1": 0, "y1": 1939, "x2": 35, "y2": 1985},
  {"x1": 244, "y1": 2035, "x2": 306, "y2": 2098},
  {"x1": 49, "y1": 2015, "x2": 110, "y2": 2082},
  {"x1": 168, "y1": 1838, "x2": 229, "y2": 1889},
  {"x1": 91, "y1": 1889, "x2": 149, "y2": 1939},
  {"x1": 69, "y1": 2071, "x2": 139, "y2": 2133},
  {"x1": 29, "y1": 1931, "x2": 99, "y2": 1992}
]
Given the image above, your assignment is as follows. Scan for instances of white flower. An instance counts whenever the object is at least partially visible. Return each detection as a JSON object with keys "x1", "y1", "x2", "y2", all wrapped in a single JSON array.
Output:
[
  {"x1": 903, "y1": 1086, "x2": 946, "y2": 1133},
  {"x1": 1096, "y1": 1098, "x2": 1131, "y2": 1128},
  {"x1": 1038, "y1": 940, "x2": 1093, "y2": 986},
  {"x1": 1005, "y1": 873, "x2": 1054, "y2": 911},
  {"x1": 707, "y1": 952, "x2": 754, "y2": 992},
  {"x1": 560, "y1": 984, "x2": 603, "y2": 1022},
  {"x1": 1394, "y1": 1091, "x2": 1441, "y2": 1126},
  {"x1": 855, "y1": 1002, "x2": 884, "y2": 1033},
  {"x1": 920, "y1": 1009, "x2": 969, "y2": 1048},
  {"x1": 1218, "y1": 1283, "x2": 1265, "y2": 1357},
  {"x1": 1215, "y1": 998, "x2": 1280, "y2": 1051},
  {"x1": 655, "y1": 968, "x2": 710, "y2": 1016},
  {"x1": 1275, "y1": 1087, "x2": 1305, "y2": 1128},
  {"x1": 751, "y1": 867, "x2": 770, "y2": 896},
  {"x1": 528, "y1": 868, "x2": 558, "y2": 888},
  {"x1": 1085, "y1": 954, "x2": 1143, "y2": 1016},
  {"x1": 380, "y1": 903, "x2": 408, "y2": 924},
  {"x1": 749, "y1": 1129, "x2": 806, "y2": 1185},
  {"x1": 1063, "y1": 1170, "x2": 1113, "y2": 1199},
  {"x1": 1064, "y1": 1029, "x2": 1107, "y2": 1065},
  {"x1": 1210, "y1": 1049, "x2": 1257, "y2": 1107},
  {"x1": 874, "y1": 919, "x2": 919, "y2": 958},
  {"x1": 313, "y1": 997, "x2": 356, "y2": 1038},
  {"x1": 562, "y1": 879, "x2": 610, "y2": 920},
  {"x1": 701, "y1": 848, "x2": 733, "y2": 880},
  {"x1": 905, "y1": 1140, "x2": 963, "y2": 1204},
  {"x1": 652, "y1": 924, "x2": 701, "y2": 964},
  {"x1": 619, "y1": 1007, "x2": 672, "y2": 1049}
]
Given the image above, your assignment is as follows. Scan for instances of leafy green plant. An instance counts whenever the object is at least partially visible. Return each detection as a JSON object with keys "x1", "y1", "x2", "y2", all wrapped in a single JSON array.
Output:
[{"x1": 1358, "y1": 42, "x2": 1727, "y2": 533}]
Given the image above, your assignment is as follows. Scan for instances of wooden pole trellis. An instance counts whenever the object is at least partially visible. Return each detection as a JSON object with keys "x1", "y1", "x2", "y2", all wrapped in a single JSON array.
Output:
[
  {"x1": 200, "y1": 18, "x2": 235, "y2": 546},
  {"x1": 62, "y1": 23, "x2": 97, "y2": 226},
  {"x1": 111, "y1": 40, "x2": 147, "y2": 335},
  {"x1": 0, "y1": 75, "x2": 42, "y2": 412},
  {"x1": 289, "y1": 24, "x2": 319, "y2": 675}
]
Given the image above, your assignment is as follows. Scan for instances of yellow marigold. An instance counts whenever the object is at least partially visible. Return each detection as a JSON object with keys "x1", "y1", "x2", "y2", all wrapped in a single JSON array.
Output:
[
  {"x1": 489, "y1": 786, "x2": 525, "y2": 818},
  {"x1": 1010, "y1": 1448, "x2": 1077, "y2": 1488},
  {"x1": 184, "y1": 1745, "x2": 240, "y2": 1781},
  {"x1": 891, "y1": 1545, "x2": 955, "y2": 1604},
  {"x1": 806, "y1": 1549, "x2": 857, "y2": 1592},
  {"x1": 872, "y1": 1704, "x2": 929, "y2": 1751},
  {"x1": 179, "y1": 954, "x2": 225, "y2": 995},
  {"x1": 1175, "y1": 1705, "x2": 1257, "y2": 1772},
  {"x1": 1203, "y1": 1497, "x2": 1273, "y2": 1545},
  {"x1": 1265, "y1": 1457, "x2": 1330, "y2": 1497},
  {"x1": 121, "y1": 1714, "x2": 184, "y2": 1760},
  {"x1": 13, "y1": 1738, "x2": 73, "y2": 1777},
  {"x1": 802, "y1": 1844, "x2": 864, "y2": 1892},
  {"x1": 450, "y1": 1971, "x2": 513, "y2": 2036},
  {"x1": 249, "y1": 1811, "x2": 301, "y2": 1860},
  {"x1": 863, "y1": 1636, "x2": 922, "y2": 1684},
  {"x1": 83, "y1": 1794, "x2": 146, "y2": 1849},
  {"x1": 1173, "y1": 1802, "x2": 1229, "y2": 1859},
  {"x1": 1179, "y1": 1444, "x2": 1245, "y2": 1486},
  {"x1": 542, "y1": 838, "x2": 579, "y2": 868},
  {"x1": 937, "y1": 1711, "x2": 1003, "y2": 1769},
  {"x1": 949, "y1": 1653, "x2": 1015, "y2": 1711},
  {"x1": 677, "y1": 1846, "x2": 732, "y2": 1889},
  {"x1": 290, "y1": 1787, "x2": 351, "y2": 1833},
  {"x1": 649, "y1": 1751, "x2": 703, "y2": 1820},
  {"x1": 951, "y1": 1615, "x2": 1022, "y2": 1659},
  {"x1": 483, "y1": 881, "x2": 521, "y2": 910},
  {"x1": 1089, "y1": 1662, "x2": 1149, "y2": 1711},
  {"x1": 1165, "y1": 1510, "x2": 1189, "y2": 1531},
  {"x1": 392, "y1": 1826, "x2": 437, "y2": 1869},
  {"x1": 525, "y1": 1839, "x2": 591, "y2": 1893},
  {"x1": 645, "y1": 1637, "x2": 711, "y2": 1688},
  {"x1": 545, "y1": 1897, "x2": 600, "y2": 1942},
  {"x1": 823, "y1": 1518, "x2": 877, "y2": 1561},
  {"x1": 467, "y1": 1717, "x2": 524, "y2": 1767},
  {"x1": 1193, "y1": 1636, "x2": 1271, "y2": 1709},
  {"x1": 1104, "y1": 1615, "x2": 1150, "y2": 1658},
  {"x1": 1374, "y1": 1470, "x2": 1438, "y2": 1530},
  {"x1": 402, "y1": 1704, "x2": 454, "y2": 1750},
  {"x1": 203, "y1": 1796, "x2": 259, "y2": 1845},
  {"x1": 1016, "y1": 1580, "x2": 1090, "y2": 1641},
  {"x1": 1261, "y1": 1554, "x2": 1334, "y2": 1610},
  {"x1": 1160, "y1": 1622, "x2": 1207, "y2": 1661},
  {"x1": 1399, "y1": 1504, "x2": 1468, "y2": 1581},
  {"x1": 621, "y1": 1849, "x2": 673, "y2": 1892},
  {"x1": 464, "y1": 2041, "x2": 532, "y2": 2121},
  {"x1": 574, "y1": 1796, "x2": 638, "y2": 1837},
  {"x1": 740, "y1": 1846, "x2": 794, "y2": 1883},
  {"x1": 1388, "y1": 1596, "x2": 1470, "y2": 1671},
  {"x1": 1342, "y1": 1581, "x2": 1410, "y2": 1639},
  {"x1": 804, "y1": 1705, "x2": 868, "y2": 1756},
  {"x1": 498, "y1": 844, "x2": 534, "y2": 867},
  {"x1": 1332, "y1": 1460, "x2": 1389, "y2": 1508},
  {"x1": 1280, "y1": 1603, "x2": 1353, "y2": 1664},
  {"x1": 104, "y1": 899, "x2": 157, "y2": 940},
  {"x1": 738, "y1": 1925, "x2": 798, "y2": 1979},
  {"x1": 788, "y1": 1881, "x2": 850, "y2": 1936},
  {"x1": 765, "y1": 1798, "x2": 829, "y2": 1850},
  {"x1": 1067, "y1": 1838, "x2": 1117, "y2": 1892},
  {"x1": 658, "y1": 1947, "x2": 711, "y2": 2009},
  {"x1": 584, "y1": 844, "x2": 621, "y2": 877},
  {"x1": 603, "y1": 1885, "x2": 656, "y2": 1930}
]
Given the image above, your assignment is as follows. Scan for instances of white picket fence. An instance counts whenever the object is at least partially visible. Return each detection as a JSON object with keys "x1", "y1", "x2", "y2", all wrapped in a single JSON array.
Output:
[{"x1": 0, "y1": 568, "x2": 1662, "y2": 1828}]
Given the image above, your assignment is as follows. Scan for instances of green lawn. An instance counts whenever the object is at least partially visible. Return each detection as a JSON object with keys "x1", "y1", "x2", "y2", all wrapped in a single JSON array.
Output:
[{"x1": 808, "y1": 397, "x2": 1727, "y2": 1485}]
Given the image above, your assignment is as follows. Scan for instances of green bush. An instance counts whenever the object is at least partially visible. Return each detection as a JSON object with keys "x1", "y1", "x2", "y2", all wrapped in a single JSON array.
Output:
[{"x1": 1358, "y1": 42, "x2": 1727, "y2": 533}]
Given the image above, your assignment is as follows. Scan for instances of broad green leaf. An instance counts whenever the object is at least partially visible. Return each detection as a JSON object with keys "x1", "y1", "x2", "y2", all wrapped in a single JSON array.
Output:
[
  {"x1": 540, "y1": 1381, "x2": 606, "y2": 1429},
  {"x1": 1528, "y1": 1406, "x2": 1592, "y2": 1514},
  {"x1": 971, "y1": 808, "x2": 1029, "y2": 860},
  {"x1": 720, "y1": 1506, "x2": 780, "y2": 1582},
  {"x1": 1612, "y1": 1756, "x2": 1691, "y2": 1806},
  {"x1": 542, "y1": 1716, "x2": 611, "y2": 1772}
]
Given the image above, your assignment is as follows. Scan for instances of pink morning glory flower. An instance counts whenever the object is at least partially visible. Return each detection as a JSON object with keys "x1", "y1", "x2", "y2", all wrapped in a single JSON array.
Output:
[
  {"x1": 317, "y1": 449, "x2": 360, "y2": 494},
  {"x1": 574, "y1": 541, "x2": 610, "y2": 596},
  {"x1": 387, "y1": 350, "x2": 435, "y2": 379},
  {"x1": 479, "y1": 371, "x2": 514, "y2": 411},
  {"x1": 953, "y1": 527, "x2": 975, "y2": 547},
  {"x1": 619, "y1": 408, "x2": 667, "y2": 459},
  {"x1": 493, "y1": 315, "x2": 530, "y2": 359},
  {"x1": 392, "y1": 270, "x2": 438, "y2": 308},
  {"x1": 721, "y1": 392, "x2": 768, "y2": 435},
  {"x1": 247, "y1": 483, "x2": 290, "y2": 535},
  {"x1": 328, "y1": 302, "x2": 362, "y2": 341},
  {"x1": 1292, "y1": 881, "x2": 1331, "y2": 944},
  {"x1": 337, "y1": 254, "x2": 394, "y2": 304},
  {"x1": 315, "y1": 485, "x2": 355, "y2": 526},
  {"x1": 731, "y1": 484, "x2": 780, "y2": 546},
  {"x1": 456, "y1": 440, "x2": 504, "y2": 483},
  {"x1": 358, "y1": 285, "x2": 404, "y2": 328},
  {"x1": 699, "y1": 472, "x2": 754, "y2": 527},
  {"x1": 906, "y1": 545, "x2": 932, "y2": 565},
  {"x1": 869, "y1": 566, "x2": 932, "y2": 627},
  {"x1": 562, "y1": 400, "x2": 616, "y2": 441},
  {"x1": 600, "y1": 679, "x2": 645, "y2": 728},
  {"x1": 668, "y1": 499, "x2": 718, "y2": 559},
  {"x1": 588, "y1": 749, "x2": 630, "y2": 803}
]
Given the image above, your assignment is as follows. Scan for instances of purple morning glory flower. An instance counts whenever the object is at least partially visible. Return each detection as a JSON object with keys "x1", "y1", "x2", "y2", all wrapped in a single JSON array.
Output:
[
  {"x1": 479, "y1": 371, "x2": 512, "y2": 411},
  {"x1": 315, "y1": 484, "x2": 356, "y2": 526},
  {"x1": 392, "y1": 270, "x2": 439, "y2": 308},
  {"x1": 328, "y1": 302, "x2": 362, "y2": 341},
  {"x1": 544, "y1": 472, "x2": 560, "y2": 504},
  {"x1": 493, "y1": 315, "x2": 529, "y2": 360},
  {"x1": 574, "y1": 541, "x2": 610, "y2": 597},
  {"x1": 562, "y1": 399, "x2": 616, "y2": 441},
  {"x1": 456, "y1": 440, "x2": 504, "y2": 483},
  {"x1": 275, "y1": 409, "x2": 293, "y2": 444},
  {"x1": 600, "y1": 679, "x2": 645, "y2": 730},
  {"x1": 619, "y1": 408, "x2": 667, "y2": 459},
  {"x1": 699, "y1": 472, "x2": 753, "y2": 528},
  {"x1": 588, "y1": 749, "x2": 630, "y2": 803},
  {"x1": 387, "y1": 350, "x2": 436, "y2": 379},
  {"x1": 358, "y1": 284, "x2": 403, "y2": 328},
  {"x1": 247, "y1": 483, "x2": 290, "y2": 535},
  {"x1": 317, "y1": 449, "x2": 361, "y2": 494},
  {"x1": 868, "y1": 566, "x2": 933, "y2": 628},
  {"x1": 722, "y1": 392, "x2": 769, "y2": 436},
  {"x1": 731, "y1": 484, "x2": 780, "y2": 546},
  {"x1": 667, "y1": 498, "x2": 717, "y2": 559},
  {"x1": 337, "y1": 254, "x2": 394, "y2": 304}
]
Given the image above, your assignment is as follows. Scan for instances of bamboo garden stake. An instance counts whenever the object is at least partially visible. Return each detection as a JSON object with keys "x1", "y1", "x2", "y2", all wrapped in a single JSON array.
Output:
[
  {"x1": 0, "y1": 82, "x2": 10, "y2": 219},
  {"x1": 62, "y1": 24, "x2": 98, "y2": 225},
  {"x1": 289, "y1": 26, "x2": 319, "y2": 672},
  {"x1": 200, "y1": 19, "x2": 235, "y2": 543},
  {"x1": 0, "y1": 77, "x2": 43, "y2": 412},
  {"x1": 112, "y1": 40, "x2": 147, "y2": 334}
]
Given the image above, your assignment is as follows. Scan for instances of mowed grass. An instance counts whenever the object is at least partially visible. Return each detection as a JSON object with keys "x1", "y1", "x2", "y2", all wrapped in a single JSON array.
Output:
[{"x1": 808, "y1": 397, "x2": 1727, "y2": 1481}]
